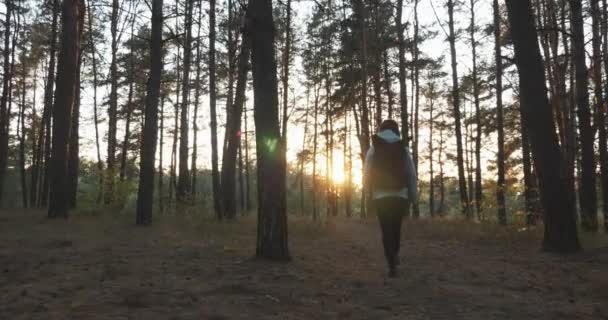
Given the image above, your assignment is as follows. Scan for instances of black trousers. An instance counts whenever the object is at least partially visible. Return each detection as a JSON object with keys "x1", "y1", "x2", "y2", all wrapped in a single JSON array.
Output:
[{"x1": 374, "y1": 197, "x2": 409, "y2": 269}]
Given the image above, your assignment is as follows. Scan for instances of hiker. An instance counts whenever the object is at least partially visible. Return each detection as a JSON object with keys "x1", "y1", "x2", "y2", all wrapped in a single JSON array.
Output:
[{"x1": 364, "y1": 119, "x2": 417, "y2": 278}]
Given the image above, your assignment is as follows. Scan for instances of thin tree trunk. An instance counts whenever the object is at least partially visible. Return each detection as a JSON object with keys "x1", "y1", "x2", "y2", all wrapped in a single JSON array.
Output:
[
  {"x1": 120, "y1": 22, "x2": 136, "y2": 182},
  {"x1": 105, "y1": 0, "x2": 120, "y2": 205},
  {"x1": 67, "y1": 51, "x2": 83, "y2": 209},
  {"x1": 0, "y1": 0, "x2": 12, "y2": 205},
  {"x1": 158, "y1": 95, "x2": 165, "y2": 212},
  {"x1": 600, "y1": 0, "x2": 608, "y2": 231},
  {"x1": 18, "y1": 68, "x2": 27, "y2": 208},
  {"x1": 471, "y1": 0, "x2": 483, "y2": 217},
  {"x1": 244, "y1": 102, "x2": 251, "y2": 211},
  {"x1": 86, "y1": 0, "x2": 103, "y2": 204},
  {"x1": 494, "y1": 0, "x2": 507, "y2": 225},
  {"x1": 438, "y1": 114, "x2": 446, "y2": 214},
  {"x1": 521, "y1": 100, "x2": 536, "y2": 226},
  {"x1": 383, "y1": 50, "x2": 393, "y2": 119},
  {"x1": 312, "y1": 85, "x2": 319, "y2": 221},
  {"x1": 428, "y1": 84, "x2": 435, "y2": 217},
  {"x1": 505, "y1": 0, "x2": 580, "y2": 253},
  {"x1": 48, "y1": 0, "x2": 84, "y2": 218},
  {"x1": 136, "y1": 0, "x2": 163, "y2": 225},
  {"x1": 209, "y1": 0, "x2": 221, "y2": 219},
  {"x1": 570, "y1": 0, "x2": 598, "y2": 231},
  {"x1": 411, "y1": 0, "x2": 420, "y2": 218},
  {"x1": 395, "y1": 0, "x2": 409, "y2": 142},
  {"x1": 221, "y1": 24, "x2": 251, "y2": 219},
  {"x1": 191, "y1": 0, "x2": 203, "y2": 197},
  {"x1": 39, "y1": 1, "x2": 59, "y2": 207},
  {"x1": 300, "y1": 90, "x2": 310, "y2": 216},
  {"x1": 177, "y1": 0, "x2": 194, "y2": 200},
  {"x1": 447, "y1": 0, "x2": 471, "y2": 218},
  {"x1": 281, "y1": 0, "x2": 291, "y2": 144},
  {"x1": 29, "y1": 67, "x2": 38, "y2": 205}
]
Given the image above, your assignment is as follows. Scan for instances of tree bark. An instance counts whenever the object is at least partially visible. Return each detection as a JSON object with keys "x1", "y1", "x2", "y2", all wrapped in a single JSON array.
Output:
[
  {"x1": 120, "y1": 21, "x2": 136, "y2": 183},
  {"x1": 67, "y1": 51, "x2": 83, "y2": 209},
  {"x1": 600, "y1": 0, "x2": 608, "y2": 231},
  {"x1": 471, "y1": 0, "x2": 483, "y2": 217},
  {"x1": 281, "y1": 0, "x2": 291, "y2": 144},
  {"x1": 136, "y1": 0, "x2": 163, "y2": 226},
  {"x1": 18, "y1": 65, "x2": 27, "y2": 208},
  {"x1": 48, "y1": 0, "x2": 84, "y2": 218},
  {"x1": 505, "y1": 0, "x2": 580, "y2": 253},
  {"x1": 158, "y1": 95, "x2": 165, "y2": 212},
  {"x1": 395, "y1": 0, "x2": 408, "y2": 145},
  {"x1": 191, "y1": 0, "x2": 204, "y2": 197},
  {"x1": 494, "y1": 0, "x2": 507, "y2": 225},
  {"x1": 177, "y1": 0, "x2": 194, "y2": 200},
  {"x1": 570, "y1": 0, "x2": 598, "y2": 232},
  {"x1": 209, "y1": 0, "x2": 222, "y2": 219},
  {"x1": 250, "y1": 0, "x2": 289, "y2": 259},
  {"x1": 411, "y1": 0, "x2": 420, "y2": 218},
  {"x1": 86, "y1": 0, "x2": 103, "y2": 204},
  {"x1": 447, "y1": 0, "x2": 471, "y2": 218},
  {"x1": 39, "y1": 0, "x2": 59, "y2": 207},
  {"x1": 0, "y1": 0, "x2": 12, "y2": 205},
  {"x1": 221, "y1": 20, "x2": 251, "y2": 220},
  {"x1": 105, "y1": 0, "x2": 120, "y2": 205}
]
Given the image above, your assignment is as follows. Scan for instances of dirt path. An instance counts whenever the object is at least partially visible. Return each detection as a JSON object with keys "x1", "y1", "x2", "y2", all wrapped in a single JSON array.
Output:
[{"x1": 0, "y1": 210, "x2": 607, "y2": 319}]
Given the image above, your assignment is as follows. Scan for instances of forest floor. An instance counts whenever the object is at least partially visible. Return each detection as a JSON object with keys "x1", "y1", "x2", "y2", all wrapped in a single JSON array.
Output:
[{"x1": 1, "y1": 209, "x2": 608, "y2": 320}]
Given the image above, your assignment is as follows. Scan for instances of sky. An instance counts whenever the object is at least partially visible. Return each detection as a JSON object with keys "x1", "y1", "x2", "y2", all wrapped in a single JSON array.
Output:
[{"x1": 19, "y1": 0, "x2": 502, "y2": 187}]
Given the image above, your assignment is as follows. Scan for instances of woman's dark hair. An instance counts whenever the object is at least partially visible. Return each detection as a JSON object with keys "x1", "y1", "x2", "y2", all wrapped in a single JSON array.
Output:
[{"x1": 378, "y1": 119, "x2": 400, "y2": 137}]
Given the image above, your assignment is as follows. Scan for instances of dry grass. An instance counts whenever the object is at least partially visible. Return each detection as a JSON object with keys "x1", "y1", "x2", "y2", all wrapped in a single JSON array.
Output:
[{"x1": 0, "y1": 209, "x2": 607, "y2": 320}]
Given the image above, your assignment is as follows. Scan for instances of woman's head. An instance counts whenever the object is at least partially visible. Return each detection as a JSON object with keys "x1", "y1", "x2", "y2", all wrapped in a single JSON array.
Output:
[{"x1": 378, "y1": 119, "x2": 400, "y2": 137}]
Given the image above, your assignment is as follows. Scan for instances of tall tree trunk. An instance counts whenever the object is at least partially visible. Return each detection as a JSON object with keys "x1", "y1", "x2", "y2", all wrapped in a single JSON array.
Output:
[
  {"x1": 447, "y1": 0, "x2": 471, "y2": 217},
  {"x1": 428, "y1": 85, "x2": 435, "y2": 217},
  {"x1": 352, "y1": 0, "x2": 371, "y2": 218},
  {"x1": 505, "y1": 0, "x2": 580, "y2": 253},
  {"x1": 86, "y1": 0, "x2": 103, "y2": 204},
  {"x1": 411, "y1": 0, "x2": 420, "y2": 218},
  {"x1": 191, "y1": 0, "x2": 203, "y2": 197},
  {"x1": 395, "y1": 0, "x2": 409, "y2": 144},
  {"x1": 300, "y1": 90, "x2": 310, "y2": 216},
  {"x1": 600, "y1": 0, "x2": 608, "y2": 231},
  {"x1": 39, "y1": 1, "x2": 59, "y2": 207},
  {"x1": 29, "y1": 67, "x2": 39, "y2": 205},
  {"x1": 67, "y1": 52, "x2": 83, "y2": 209},
  {"x1": 18, "y1": 68, "x2": 27, "y2": 208},
  {"x1": 471, "y1": 0, "x2": 483, "y2": 217},
  {"x1": 221, "y1": 24, "x2": 251, "y2": 219},
  {"x1": 105, "y1": 0, "x2": 120, "y2": 205},
  {"x1": 0, "y1": 0, "x2": 12, "y2": 205},
  {"x1": 281, "y1": 0, "x2": 291, "y2": 144},
  {"x1": 209, "y1": 0, "x2": 222, "y2": 219},
  {"x1": 383, "y1": 50, "x2": 394, "y2": 119},
  {"x1": 494, "y1": 0, "x2": 507, "y2": 225},
  {"x1": 136, "y1": 0, "x2": 163, "y2": 225},
  {"x1": 521, "y1": 100, "x2": 537, "y2": 226},
  {"x1": 48, "y1": 0, "x2": 84, "y2": 218},
  {"x1": 177, "y1": 0, "x2": 194, "y2": 200},
  {"x1": 158, "y1": 95, "x2": 165, "y2": 212},
  {"x1": 438, "y1": 114, "x2": 446, "y2": 214},
  {"x1": 250, "y1": 0, "x2": 289, "y2": 260},
  {"x1": 244, "y1": 102, "x2": 251, "y2": 211},
  {"x1": 120, "y1": 22, "x2": 136, "y2": 182},
  {"x1": 570, "y1": 0, "x2": 598, "y2": 231},
  {"x1": 312, "y1": 86, "x2": 319, "y2": 221}
]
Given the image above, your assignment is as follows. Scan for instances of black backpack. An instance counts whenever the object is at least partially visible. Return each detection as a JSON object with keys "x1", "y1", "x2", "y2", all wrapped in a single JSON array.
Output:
[{"x1": 370, "y1": 135, "x2": 408, "y2": 190}]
